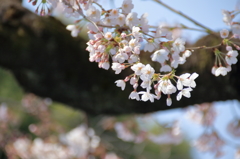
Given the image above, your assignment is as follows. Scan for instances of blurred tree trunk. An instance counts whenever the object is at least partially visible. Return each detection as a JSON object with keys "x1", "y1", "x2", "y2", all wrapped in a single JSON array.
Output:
[{"x1": 0, "y1": 0, "x2": 239, "y2": 115}]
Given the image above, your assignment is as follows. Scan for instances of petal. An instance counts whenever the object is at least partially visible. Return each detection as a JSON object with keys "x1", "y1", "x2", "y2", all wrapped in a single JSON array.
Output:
[
  {"x1": 177, "y1": 80, "x2": 183, "y2": 90},
  {"x1": 176, "y1": 92, "x2": 182, "y2": 101},
  {"x1": 190, "y1": 73, "x2": 199, "y2": 80},
  {"x1": 182, "y1": 90, "x2": 191, "y2": 98}
]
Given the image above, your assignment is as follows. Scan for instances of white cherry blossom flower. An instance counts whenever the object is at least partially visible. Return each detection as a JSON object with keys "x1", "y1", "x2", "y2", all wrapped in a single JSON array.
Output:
[
  {"x1": 128, "y1": 54, "x2": 138, "y2": 63},
  {"x1": 115, "y1": 80, "x2": 126, "y2": 90},
  {"x1": 151, "y1": 49, "x2": 169, "y2": 64},
  {"x1": 226, "y1": 46, "x2": 232, "y2": 51},
  {"x1": 126, "y1": 12, "x2": 139, "y2": 28},
  {"x1": 158, "y1": 80, "x2": 176, "y2": 95},
  {"x1": 130, "y1": 77, "x2": 137, "y2": 85},
  {"x1": 86, "y1": 6, "x2": 101, "y2": 22},
  {"x1": 140, "y1": 80, "x2": 151, "y2": 89},
  {"x1": 101, "y1": 61, "x2": 110, "y2": 70},
  {"x1": 129, "y1": 39, "x2": 139, "y2": 49},
  {"x1": 222, "y1": 10, "x2": 232, "y2": 25},
  {"x1": 132, "y1": 26, "x2": 143, "y2": 39},
  {"x1": 129, "y1": 91, "x2": 140, "y2": 101},
  {"x1": 140, "y1": 64, "x2": 155, "y2": 81},
  {"x1": 183, "y1": 50, "x2": 192, "y2": 58},
  {"x1": 117, "y1": 14, "x2": 126, "y2": 26},
  {"x1": 178, "y1": 57, "x2": 186, "y2": 64},
  {"x1": 97, "y1": 45, "x2": 106, "y2": 53},
  {"x1": 131, "y1": 63, "x2": 145, "y2": 75},
  {"x1": 176, "y1": 88, "x2": 192, "y2": 101},
  {"x1": 177, "y1": 73, "x2": 191, "y2": 90},
  {"x1": 220, "y1": 29, "x2": 229, "y2": 38},
  {"x1": 110, "y1": 48, "x2": 117, "y2": 55},
  {"x1": 104, "y1": 32, "x2": 112, "y2": 40},
  {"x1": 211, "y1": 66, "x2": 217, "y2": 75},
  {"x1": 172, "y1": 38, "x2": 185, "y2": 53},
  {"x1": 110, "y1": 9, "x2": 119, "y2": 18},
  {"x1": 188, "y1": 72, "x2": 199, "y2": 88},
  {"x1": 103, "y1": 17, "x2": 116, "y2": 26},
  {"x1": 122, "y1": 0, "x2": 134, "y2": 14},
  {"x1": 226, "y1": 50, "x2": 238, "y2": 65},
  {"x1": 134, "y1": 46, "x2": 141, "y2": 54},
  {"x1": 111, "y1": 63, "x2": 125, "y2": 74},
  {"x1": 215, "y1": 66, "x2": 227, "y2": 76},
  {"x1": 123, "y1": 46, "x2": 132, "y2": 53},
  {"x1": 138, "y1": 90, "x2": 156, "y2": 102},
  {"x1": 115, "y1": 52, "x2": 128, "y2": 63}
]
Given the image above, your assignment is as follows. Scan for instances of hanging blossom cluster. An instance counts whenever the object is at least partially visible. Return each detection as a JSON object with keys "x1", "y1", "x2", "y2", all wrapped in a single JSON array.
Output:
[
  {"x1": 211, "y1": 10, "x2": 239, "y2": 76},
  {"x1": 28, "y1": 0, "x2": 240, "y2": 106}
]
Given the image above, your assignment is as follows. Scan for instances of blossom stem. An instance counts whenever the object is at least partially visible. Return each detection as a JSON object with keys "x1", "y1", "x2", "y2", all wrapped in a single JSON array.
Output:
[
  {"x1": 92, "y1": 1, "x2": 105, "y2": 11},
  {"x1": 186, "y1": 44, "x2": 222, "y2": 50}
]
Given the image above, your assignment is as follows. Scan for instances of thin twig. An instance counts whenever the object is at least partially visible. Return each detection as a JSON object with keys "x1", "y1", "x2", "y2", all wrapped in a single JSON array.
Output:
[
  {"x1": 152, "y1": 0, "x2": 215, "y2": 34},
  {"x1": 186, "y1": 43, "x2": 222, "y2": 50}
]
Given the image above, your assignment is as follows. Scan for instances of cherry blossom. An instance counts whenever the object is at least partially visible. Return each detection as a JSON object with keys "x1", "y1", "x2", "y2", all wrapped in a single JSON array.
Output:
[{"x1": 115, "y1": 80, "x2": 126, "y2": 90}]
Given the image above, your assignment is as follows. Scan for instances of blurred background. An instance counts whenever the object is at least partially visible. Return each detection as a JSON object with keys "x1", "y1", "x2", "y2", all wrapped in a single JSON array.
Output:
[{"x1": 0, "y1": 0, "x2": 239, "y2": 158}]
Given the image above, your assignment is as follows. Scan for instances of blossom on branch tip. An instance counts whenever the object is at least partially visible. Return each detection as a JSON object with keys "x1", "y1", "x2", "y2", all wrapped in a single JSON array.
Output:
[
  {"x1": 220, "y1": 29, "x2": 229, "y2": 38},
  {"x1": 129, "y1": 91, "x2": 140, "y2": 101},
  {"x1": 132, "y1": 26, "x2": 142, "y2": 40},
  {"x1": 126, "y1": 12, "x2": 139, "y2": 28},
  {"x1": 122, "y1": 0, "x2": 134, "y2": 14},
  {"x1": 140, "y1": 64, "x2": 155, "y2": 81},
  {"x1": 151, "y1": 49, "x2": 169, "y2": 64},
  {"x1": 131, "y1": 63, "x2": 145, "y2": 75},
  {"x1": 117, "y1": 14, "x2": 126, "y2": 26},
  {"x1": 115, "y1": 80, "x2": 126, "y2": 90},
  {"x1": 86, "y1": 6, "x2": 101, "y2": 22},
  {"x1": 215, "y1": 67, "x2": 227, "y2": 76},
  {"x1": 177, "y1": 73, "x2": 191, "y2": 90},
  {"x1": 225, "y1": 50, "x2": 238, "y2": 65},
  {"x1": 111, "y1": 63, "x2": 125, "y2": 74},
  {"x1": 176, "y1": 88, "x2": 192, "y2": 101},
  {"x1": 138, "y1": 90, "x2": 156, "y2": 103},
  {"x1": 222, "y1": 10, "x2": 232, "y2": 26},
  {"x1": 104, "y1": 32, "x2": 112, "y2": 40},
  {"x1": 172, "y1": 38, "x2": 185, "y2": 53},
  {"x1": 188, "y1": 72, "x2": 199, "y2": 88}
]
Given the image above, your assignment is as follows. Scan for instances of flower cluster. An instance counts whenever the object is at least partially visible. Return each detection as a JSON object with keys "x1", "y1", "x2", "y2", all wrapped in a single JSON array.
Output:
[
  {"x1": 63, "y1": 0, "x2": 198, "y2": 106},
  {"x1": 211, "y1": 10, "x2": 240, "y2": 76},
  {"x1": 27, "y1": 0, "x2": 240, "y2": 106}
]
